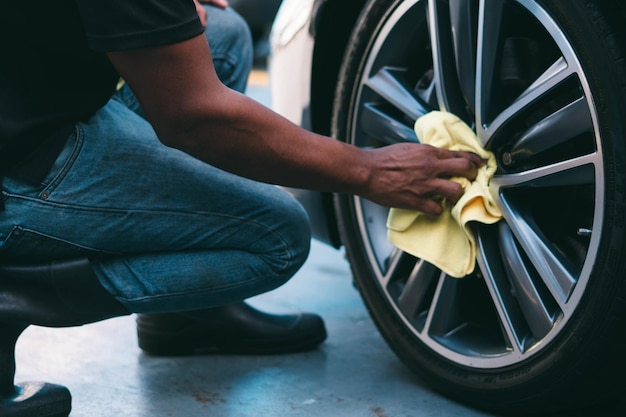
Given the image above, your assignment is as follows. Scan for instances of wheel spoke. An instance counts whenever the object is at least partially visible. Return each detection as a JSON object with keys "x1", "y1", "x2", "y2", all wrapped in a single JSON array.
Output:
[
  {"x1": 479, "y1": 57, "x2": 574, "y2": 144},
  {"x1": 489, "y1": 158, "x2": 596, "y2": 305},
  {"x1": 425, "y1": 273, "x2": 461, "y2": 338},
  {"x1": 360, "y1": 103, "x2": 418, "y2": 145},
  {"x1": 510, "y1": 96, "x2": 592, "y2": 162},
  {"x1": 491, "y1": 153, "x2": 598, "y2": 190},
  {"x1": 364, "y1": 67, "x2": 430, "y2": 121},
  {"x1": 397, "y1": 260, "x2": 439, "y2": 319},
  {"x1": 498, "y1": 197, "x2": 577, "y2": 304},
  {"x1": 449, "y1": 0, "x2": 478, "y2": 112},
  {"x1": 498, "y1": 223, "x2": 557, "y2": 339},
  {"x1": 475, "y1": 0, "x2": 505, "y2": 127},
  {"x1": 477, "y1": 233, "x2": 526, "y2": 353},
  {"x1": 517, "y1": 57, "x2": 572, "y2": 103},
  {"x1": 382, "y1": 247, "x2": 405, "y2": 287},
  {"x1": 428, "y1": 0, "x2": 466, "y2": 117}
]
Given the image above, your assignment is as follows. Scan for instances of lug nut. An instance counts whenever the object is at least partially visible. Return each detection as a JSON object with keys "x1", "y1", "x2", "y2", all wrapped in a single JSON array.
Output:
[{"x1": 501, "y1": 152, "x2": 513, "y2": 166}]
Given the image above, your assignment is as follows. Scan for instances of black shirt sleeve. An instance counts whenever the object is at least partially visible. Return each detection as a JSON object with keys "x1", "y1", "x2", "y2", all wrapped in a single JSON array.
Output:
[{"x1": 76, "y1": 0, "x2": 205, "y2": 52}]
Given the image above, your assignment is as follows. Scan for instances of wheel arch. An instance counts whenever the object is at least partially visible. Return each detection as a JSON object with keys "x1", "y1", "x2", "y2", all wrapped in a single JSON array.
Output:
[{"x1": 308, "y1": 0, "x2": 368, "y2": 248}]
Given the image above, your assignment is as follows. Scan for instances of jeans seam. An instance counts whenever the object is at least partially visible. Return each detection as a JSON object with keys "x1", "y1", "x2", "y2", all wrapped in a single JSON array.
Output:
[
  {"x1": 0, "y1": 225, "x2": 116, "y2": 256},
  {"x1": 41, "y1": 124, "x2": 84, "y2": 197},
  {"x1": 114, "y1": 272, "x2": 281, "y2": 305}
]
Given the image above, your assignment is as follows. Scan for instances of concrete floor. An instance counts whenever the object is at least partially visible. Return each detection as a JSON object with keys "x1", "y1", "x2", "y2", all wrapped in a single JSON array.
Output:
[{"x1": 15, "y1": 241, "x2": 501, "y2": 417}]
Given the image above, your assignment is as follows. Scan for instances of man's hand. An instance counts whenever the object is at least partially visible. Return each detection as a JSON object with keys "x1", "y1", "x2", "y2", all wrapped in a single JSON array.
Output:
[
  {"x1": 360, "y1": 143, "x2": 483, "y2": 216},
  {"x1": 194, "y1": 0, "x2": 229, "y2": 27}
]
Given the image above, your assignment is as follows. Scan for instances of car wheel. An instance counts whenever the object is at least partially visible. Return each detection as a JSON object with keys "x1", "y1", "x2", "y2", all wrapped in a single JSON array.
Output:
[{"x1": 332, "y1": 0, "x2": 626, "y2": 414}]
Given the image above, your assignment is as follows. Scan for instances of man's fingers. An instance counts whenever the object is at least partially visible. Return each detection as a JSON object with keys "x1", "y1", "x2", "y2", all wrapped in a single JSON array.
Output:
[
  {"x1": 392, "y1": 179, "x2": 461, "y2": 215},
  {"x1": 437, "y1": 153, "x2": 482, "y2": 181},
  {"x1": 193, "y1": 0, "x2": 208, "y2": 26},
  {"x1": 417, "y1": 150, "x2": 486, "y2": 213},
  {"x1": 200, "y1": 0, "x2": 229, "y2": 8},
  {"x1": 428, "y1": 178, "x2": 465, "y2": 204},
  {"x1": 417, "y1": 199, "x2": 445, "y2": 217},
  {"x1": 451, "y1": 150, "x2": 486, "y2": 167}
]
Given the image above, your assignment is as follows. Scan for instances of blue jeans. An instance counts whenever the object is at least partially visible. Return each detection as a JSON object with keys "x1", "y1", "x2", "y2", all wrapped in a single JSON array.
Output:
[{"x1": 0, "y1": 7, "x2": 311, "y2": 313}]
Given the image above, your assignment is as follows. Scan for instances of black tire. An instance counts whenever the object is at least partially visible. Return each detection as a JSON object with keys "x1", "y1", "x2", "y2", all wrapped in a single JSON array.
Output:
[{"x1": 332, "y1": 0, "x2": 626, "y2": 414}]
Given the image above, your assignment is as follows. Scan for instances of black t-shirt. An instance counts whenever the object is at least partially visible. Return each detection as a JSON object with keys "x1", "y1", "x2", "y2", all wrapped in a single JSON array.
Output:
[{"x1": 0, "y1": 0, "x2": 204, "y2": 183}]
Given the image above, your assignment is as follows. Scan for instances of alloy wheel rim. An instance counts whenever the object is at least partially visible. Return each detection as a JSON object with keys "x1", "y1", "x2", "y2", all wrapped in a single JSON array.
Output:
[{"x1": 349, "y1": 0, "x2": 603, "y2": 368}]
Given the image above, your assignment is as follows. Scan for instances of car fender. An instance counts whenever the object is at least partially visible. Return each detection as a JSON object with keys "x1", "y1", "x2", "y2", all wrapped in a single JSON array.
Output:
[{"x1": 269, "y1": 0, "x2": 367, "y2": 248}]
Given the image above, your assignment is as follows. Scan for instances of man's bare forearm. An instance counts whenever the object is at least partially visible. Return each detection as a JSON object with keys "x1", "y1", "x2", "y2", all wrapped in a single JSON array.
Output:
[{"x1": 108, "y1": 34, "x2": 482, "y2": 215}]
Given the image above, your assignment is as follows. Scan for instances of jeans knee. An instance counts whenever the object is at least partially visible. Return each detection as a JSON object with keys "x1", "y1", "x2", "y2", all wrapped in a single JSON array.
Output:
[
  {"x1": 272, "y1": 198, "x2": 311, "y2": 281},
  {"x1": 204, "y1": 6, "x2": 253, "y2": 92}
]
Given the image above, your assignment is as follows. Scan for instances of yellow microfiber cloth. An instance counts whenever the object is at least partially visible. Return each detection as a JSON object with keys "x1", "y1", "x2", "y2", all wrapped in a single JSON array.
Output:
[{"x1": 386, "y1": 111, "x2": 502, "y2": 278}]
